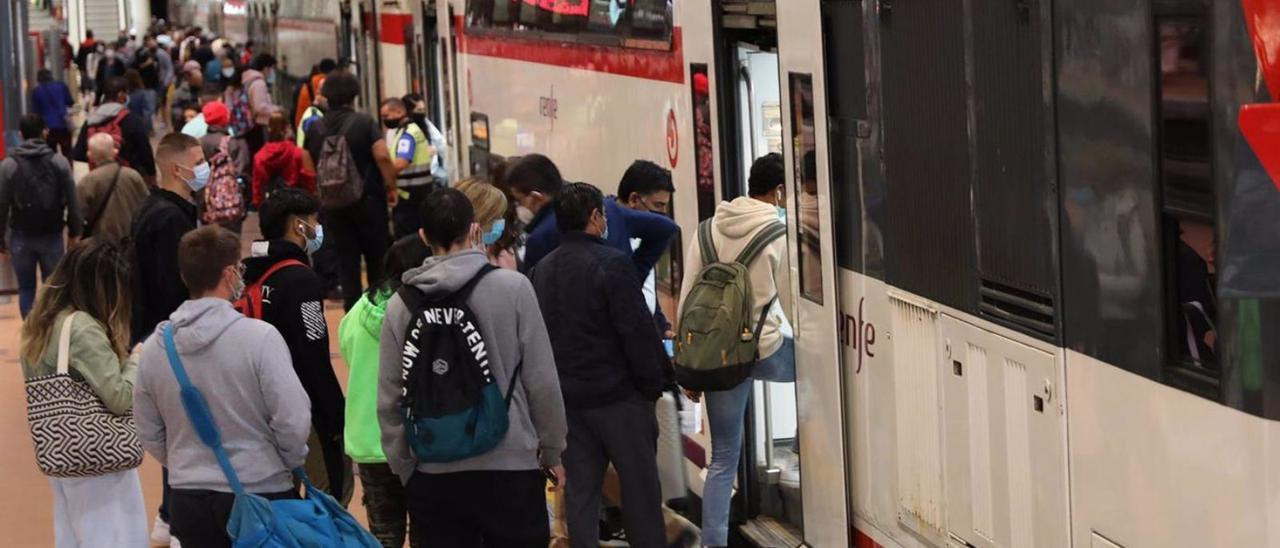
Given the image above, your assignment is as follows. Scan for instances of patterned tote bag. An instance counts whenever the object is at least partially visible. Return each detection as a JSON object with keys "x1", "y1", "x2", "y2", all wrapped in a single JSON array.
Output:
[{"x1": 26, "y1": 312, "x2": 144, "y2": 477}]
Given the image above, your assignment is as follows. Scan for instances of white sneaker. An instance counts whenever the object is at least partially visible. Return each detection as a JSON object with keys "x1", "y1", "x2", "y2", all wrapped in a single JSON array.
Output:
[{"x1": 150, "y1": 514, "x2": 171, "y2": 545}]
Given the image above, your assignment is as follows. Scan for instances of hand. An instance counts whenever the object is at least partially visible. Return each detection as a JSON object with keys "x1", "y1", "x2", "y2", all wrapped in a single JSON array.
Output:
[
  {"x1": 387, "y1": 187, "x2": 399, "y2": 207},
  {"x1": 1204, "y1": 329, "x2": 1217, "y2": 350},
  {"x1": 664, "y1": 330, "x2": 676, "y2": 340},
  {"x1": 545, "y1": 465, "x2": 566, "y2": 492},
  {"x1": 682, "y1": 388, "x2": 702, "y2": 403},
  {"x1": 67, "y1": 236, "x2": 81, "y2": 248}
]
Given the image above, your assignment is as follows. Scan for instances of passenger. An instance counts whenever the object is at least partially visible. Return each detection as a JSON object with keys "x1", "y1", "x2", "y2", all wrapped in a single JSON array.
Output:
[
  {"x1": 0, "y1": 114, "x2": 83, "y2": 317},
  {"x1": 339, "y1": 235, "x2": 431, "y2": 547},
  {"x1": 241, "y1": 188, "x2": 352, "y2": 503},
  {"x1": 30, "y1": 69, "x2": 75, "y2": 160},
  {"x1": 93, "y1": 43, "x2": 127, "y2": 106},
  {"x1": 130, "y1": 133, "x2": 205, "y2": 545},
  {"x1": 134, "y1": 225, "x2": 312, "y2": 548},
  {"x1": 614, "y1": 159, "x2": 679, "y2": 335},
  {"x1": 76, "y1": 30, "x2": 98, "y2": 101},
  {"x1": 124, "y1": 69, "x2": 155, "y2": 136},
  {"x1": 677, "y1": 153, "x2": 794, "y2": 548},
  {"x1": 303, "y1": 70, "x2": 397, "y2": 310},
  {"x1": 171, "y1": 60, "x2": 203, "y2": 130},
  {"x1": 78, "y1": 133, "x2": 149, "y2": 243},
  {"x1": 456, "y1": 177, "x2": 519, "y2": 269},
  {"x1": 296, "y1": 89, "x2": 327, "y2": 149},
  {"x1": 241, "y1": 53, "x2": 280, "y2": 159},
  {"x1": 378, "y1": 188, "x2": 567, "y2": 547},
  {"x1": 253, "y1": 112, "x2": 316, "y2": 207},
  {"x1": 74, "y1": 76, "x2": 157, "y2": 182},
  {"x1": 381, "y1": 97, "x2": 436, "y2": 239},
  {"x1": 402, "y1": 92, "x2": 450, "y2": 186},
  {"x1": 21, "y1": 241, "x2": 147, "y2": 547},
  {"x1": 530, "y1": 182, "x2": 667, "y2": 548},
  {"x1": 294, "y1": 58, "x2": 336, "y2": 128},
  {"x1": 196, "y1": 100, "x2": 250, "y2": 190}
]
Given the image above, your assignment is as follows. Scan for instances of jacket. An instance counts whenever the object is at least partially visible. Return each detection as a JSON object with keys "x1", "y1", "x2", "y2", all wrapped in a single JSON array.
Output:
[
  {"x1": 130, "y1": 188, "x2": 198, "y2": 345},
  {"x1": 678, "y1": 197, "x2": 792, "y2": 359},
  {"x1": 340, "y1": 290, "x2": 390, "y2": 463},
  {"x1": 22, "y1": 309, "x2": 138, "y2": 416},
  {"x1": 378, "y1": 250, "x2": 567, "y2": 483},
  {"x1": 531, "y1": 232, "x2": 667, "y2": 408},
  {"x1": 242, "y1": 240, "x2": 345, "y2": 443},
  {"x1": 252, "y1": 141, "x2": 315, "y2": 207},
  {"x1": 31, "y1": 81, "x2": 74, "y2": 130},
  {"x1": 72, "y1": 102, "x2": 156, "y2": 177},
  {"x1": 522, "y1": 197, "x2": 677, "y2": 279},
  {"x1": 242, "y1": 69, "x2": 277, "y2": 126},
  {"x1": 134, "y1": 298, "x2": 312, "y2": 493},
  {"x1": 77, "y1": 162, "x2": 149, "y2": 242},
  {"x1": 0, "y1": 139, "x2": 83, "y2": 246}
]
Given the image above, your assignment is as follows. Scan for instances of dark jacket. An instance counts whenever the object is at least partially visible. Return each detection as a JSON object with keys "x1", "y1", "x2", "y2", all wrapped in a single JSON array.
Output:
[
  {"x1": 531, "y1": 232, "x2": 667, "y2": 408},
  {"x1": 0, "y1": 139, "x2": 83, "y2": 247},
  {"x1": 72, "y1": 102, "x2": 156, "y2": 177},
  {"x1": 522, "y1": 197, "x2": 678, "y2": 277},
  {"x1": 31, "y1": 81, "x2": 74, "y2": 131},
  {"x1": 130, "y1": 188, "x2": 197, "y2": 344}
]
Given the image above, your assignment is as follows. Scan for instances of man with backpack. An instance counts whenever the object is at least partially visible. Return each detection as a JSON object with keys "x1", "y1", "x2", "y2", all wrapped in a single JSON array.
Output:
[
  {"x1": 197, "y1": 100, "x2": 250, "y2": 231},
  {"x1": 377, "y1": 188, "x2": 567, "y2": 547},
  {"x1": 0, "y1": 114, "x2": 84, "y2": 317},
  {"x1": 239, "y1": 188, "x2": 351, "y2": 503},
  {"x1": 304, "y1": 70, "x2": 398, "y2": 310},
  {"x1": 133, "y1": 225, "x2": 313, "y2": 547},
  {"x1": 674, "y1": 153, "x2": 794, "y2": 548},
  {"x1": 77, "y1": 133, "x2": 149, "y2": 244},
  {"x1": 73, "y1": 76, "x2": 157, "y2": 184},
  {"x1": 530, "y1": 182, "x2": 667, "y2": 548}
]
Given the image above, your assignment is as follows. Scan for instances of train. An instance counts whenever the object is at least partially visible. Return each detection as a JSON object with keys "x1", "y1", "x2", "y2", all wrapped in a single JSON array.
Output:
[{"x1": 171, "y1": 0, "x2": 1280, "y2": 546}]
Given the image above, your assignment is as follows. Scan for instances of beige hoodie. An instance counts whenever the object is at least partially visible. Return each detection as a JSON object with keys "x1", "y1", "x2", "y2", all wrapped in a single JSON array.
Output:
[{"x1": 678, "y1": 196, "x2": 793, "y2": 359}]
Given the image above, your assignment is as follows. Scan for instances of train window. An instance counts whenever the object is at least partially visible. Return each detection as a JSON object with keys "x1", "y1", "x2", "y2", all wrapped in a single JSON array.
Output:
[
  {"x1": 691, "y1": 64, "x2": 717, "y2": 220},
  {"x1": 466, "y1": 0, "x2": 672, "y2": 47},
  {"x1": 790, "y1": 73, "x2": 824, "y2": 304}
]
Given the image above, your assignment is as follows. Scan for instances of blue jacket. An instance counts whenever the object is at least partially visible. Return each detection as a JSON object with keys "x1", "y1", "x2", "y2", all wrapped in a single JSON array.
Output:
[
  {"x1": 31, "y1": 82, "x2": 74, "y2": 130},
  {"x1": 522, "y1": 196, "x2": 678, "y2": 278}
]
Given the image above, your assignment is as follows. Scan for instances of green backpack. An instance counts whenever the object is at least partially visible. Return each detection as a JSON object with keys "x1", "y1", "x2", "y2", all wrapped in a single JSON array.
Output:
[{"x1": 675, "y1": 220, "x2": 786, "y2": 391}]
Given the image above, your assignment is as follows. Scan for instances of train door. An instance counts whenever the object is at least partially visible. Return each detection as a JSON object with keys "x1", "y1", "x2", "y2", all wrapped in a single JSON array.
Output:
[{"x1": 350, "y1": 0, "x2": 381, "y2": 110}]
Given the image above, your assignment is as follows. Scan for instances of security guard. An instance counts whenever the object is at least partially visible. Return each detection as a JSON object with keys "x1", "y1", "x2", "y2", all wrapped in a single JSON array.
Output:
[{"x1": 380, "y1": 97, "x2": 436, "y2": 238}]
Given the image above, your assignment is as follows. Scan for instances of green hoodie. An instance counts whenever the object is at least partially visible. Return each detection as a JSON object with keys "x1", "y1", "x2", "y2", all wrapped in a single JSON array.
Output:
[{"x1": 340, "y1": 290, "x2": 391, "y2": 463}]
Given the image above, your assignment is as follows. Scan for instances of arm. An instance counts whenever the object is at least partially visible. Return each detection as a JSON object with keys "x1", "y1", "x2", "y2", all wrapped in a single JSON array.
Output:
[
  {"x1": 249, "y1": 80, "x2": 275, "y2": 119},
  {"x1": 70, "y1": 315, "x2": 137, "y2": 415},
  {"x1": 256, "y1": 328, "x2": 313, "y2": 470},
  {"x1": 379, "y1": 297, "x2": 417, "y2": 484},
  {"x1": 72, "y1": 122, "x2": 89, "y2": 162},
  {"x1": 58, "y1": 158, "x2": 84, "y2": 239},
  {"x1": 274, "y1": 272, "x2": 345, "y2": 439},
  {"x1": 602, "y1": 255, "x2": 666, "y2": 400},
  {"x1": 298, "y1": 149, "x2": 316, "y2": 195},
  {"x1": 251, "y1": 154, "x2": 266, "y2": 208},
  {"x1": 622, "y1": 206, "x2": 679, "y2": 278},
  {"x1": 520, "y1": 222, "x2": 556, "y2": 275},
  {"x1": 514, "y1": 278, "x2": 568, "y2": 466},
  {"x1": 0, "y1": 161, "x2": 14, "y2": 252},
  {"x1": 134, "y1": 343, "x2": 167, "y2": 465},
  {"x1": 61, "y1": 82, "x2": 74, "y2": 107},
  {"x1": 372, "y1": 139, "x2": 398, "y2": 202},
  {"x1": 392, "y1": 132, "x2": 415, "y2": 172}
]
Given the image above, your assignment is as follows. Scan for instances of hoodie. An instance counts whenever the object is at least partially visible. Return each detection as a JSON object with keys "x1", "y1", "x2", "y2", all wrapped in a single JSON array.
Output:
[
  {"x1": 242, "y1": 69, "x2": 277, "y2": 126},
  {"x1": 0, "y1": 139, "x2": 82, "y2": 246},
  {"x1": 340, "y1": 289, "x2": 391, "y2": 463},
  {"x1": 134, "y1": 298, "x2": 312, "y2": 494},
  {"x1": 252, "y1": 140, "x2": 315, "y2": 207},
  {"x1": 678, "y1": 196, "x2": 793, "y2": 359},
  {"x1": 378, "y1": 250, "x2": 567, "y2": 483},
  {"x1": 71, "y1": 102, "x2": 156, "y2": 177}
]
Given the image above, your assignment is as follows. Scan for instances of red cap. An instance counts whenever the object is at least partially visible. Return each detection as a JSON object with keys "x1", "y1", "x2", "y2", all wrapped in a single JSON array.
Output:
[{"x1": 202, "y1": 101, "x2": 230, "y2": 127}]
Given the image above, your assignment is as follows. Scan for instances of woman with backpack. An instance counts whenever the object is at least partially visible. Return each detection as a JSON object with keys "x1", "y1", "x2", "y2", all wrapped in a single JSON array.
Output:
[
  {"x1": 21, "y1": 241, "x2": 147, "y2": 547},
  {"x1": 253, "y1": 112, "x2": 316, "y2": 208},
  {"x1": 339, "y1": 235, "x2": 430, "y2": 547},
  {"x1": 456, "y1": 177, "x2": 518, "y2": 270}
]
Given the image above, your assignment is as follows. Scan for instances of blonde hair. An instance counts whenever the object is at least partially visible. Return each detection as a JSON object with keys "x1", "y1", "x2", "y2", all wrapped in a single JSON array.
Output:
[
  {"x1": 456, "y1": 177, "x2": 508, "y2": 232},
  {"x1": 21, "y1": 241, "x2": 132, "y2": 364}
]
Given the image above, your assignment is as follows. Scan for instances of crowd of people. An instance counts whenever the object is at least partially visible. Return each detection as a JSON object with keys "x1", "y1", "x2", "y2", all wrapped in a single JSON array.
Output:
[{"x1": 10, "y1": 21, "x2": 799, "y2": 548}]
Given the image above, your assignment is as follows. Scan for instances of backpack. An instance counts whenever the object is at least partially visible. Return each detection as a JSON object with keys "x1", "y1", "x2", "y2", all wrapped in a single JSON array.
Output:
[
  {"x1": 234, "y1": 259, "x2": 306, "y2": 319},
  {"x1": 674, "y1": 220, "x2": 786, "y2": 391},
  {"x1": 202, "y1": 137, "x2": 246, "y2": 225},
  {"x1": 86, "y1": 110, "x2": 131, "y2": 168},
  {"x1": 315, "y1": 116, "x2": 365, "y2": 210},
  {"x1": 228, "y1": 88, "x2": 254, "y2": 136},
  {"x1": 10, "y1": 154, "x2": 66, "y2": 235},
  {"x1": 396, "y1": 265, "x2": 523, "y2": 463}
]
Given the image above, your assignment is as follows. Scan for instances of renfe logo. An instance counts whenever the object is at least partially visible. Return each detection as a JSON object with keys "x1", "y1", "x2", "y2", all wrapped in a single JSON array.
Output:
[{"x1": 839, "y1": 297, "x2": 877, "y2": 374}]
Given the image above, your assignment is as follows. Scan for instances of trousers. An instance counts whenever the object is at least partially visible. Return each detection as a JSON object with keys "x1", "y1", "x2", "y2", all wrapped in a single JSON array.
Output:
[
  {"x1": 11, "y1": 231, "x2": 65, "y2": 317},
  {"x1": 406, "y1": 469, "x2": 549, "y2": 548},
  {"x1": 49, "y1": 468, "x2": 148, "y2": 548},
  {"x1": 359, "y1": 463, "x2": 415, "y2": 548}
]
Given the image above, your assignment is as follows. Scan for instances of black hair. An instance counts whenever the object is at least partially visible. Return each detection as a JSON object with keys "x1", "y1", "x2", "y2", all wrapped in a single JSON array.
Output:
[
  {"x1": 420, "y1": 188, "x2": 475, "y2": 248},
  {"x1": 321, "y1": 70, "x2": 360, "y2": 108},
  {"x1": 37, "y1": 69, "x2": 52, "y2": 84},
  {"x1": 19, "y1": 114, "x2": 45, "y2": 140},
  {"x1": 318, "y1": 58, "x2": 337, "y2": 74},
  {"x1": 370, "y1": 235, "x2": 431, "y2": 299},
  {"x1": 380, "y1": 97, "x2": 407, "y2": 112},
  {"x1": 555, "y1": 182, "x2": 604, "y2": 233},
  {"x1": 747, "y1": 152, "x2": 785, "y2": 197},
  {"x1": 505, "y1": 154, "x2": 563, "y2": 197},
  {"x1": 103, "y1": 76, "x2": 129, "y2": 101},
  {"x1": 85, "y1": 30, "x2": 94, "y2": 39},
  {"x1": 258, "y1": 188, "x2": 321, "y2": 240},
  {"x1": 617, "y1": 160, "x2": 674, "y2": 202},
  {"x1": 250, "y1": 52, "x2": 276, "y2": 71}
]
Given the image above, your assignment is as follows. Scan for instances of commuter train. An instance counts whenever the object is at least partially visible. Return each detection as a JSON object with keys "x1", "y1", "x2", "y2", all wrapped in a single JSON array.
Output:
[{"x1": 171, "y1": 0, "x2": 1280, "y2": 546}]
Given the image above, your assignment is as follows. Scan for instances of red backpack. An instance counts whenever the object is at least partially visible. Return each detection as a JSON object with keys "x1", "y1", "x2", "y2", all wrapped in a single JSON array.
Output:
[
  {"x1": 234, "y1": 259, "x2": 306, "y2": 319},
  {"x1": 86, "y1": 110, "x2": 131, "y2": 169},
  {"x1": 202, "y1": 136, "x2": 246, "y2": 225}
]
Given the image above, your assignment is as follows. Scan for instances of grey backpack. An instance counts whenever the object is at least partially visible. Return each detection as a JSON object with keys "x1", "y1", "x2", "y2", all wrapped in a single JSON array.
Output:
[{"x1": 316, "y1": 116, "x2": 364, "y2": 210}]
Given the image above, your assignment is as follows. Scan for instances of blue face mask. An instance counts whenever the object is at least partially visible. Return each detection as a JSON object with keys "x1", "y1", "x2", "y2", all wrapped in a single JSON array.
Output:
[
  {"x1": 777, "y1": 206, "x2": 787, "y2": 222},
  {"x1": 184, "y1": 162, "x2": 211, "y2": 192},
  {"x1": 601, "y1": 214, "x2": 610, "y2": 240},
  {"x1": 300, "y1": 221, "x2": 324, "y2": 253},
  {"x1": 482, "y1": 218, "x2": 506, "y2": 246}
]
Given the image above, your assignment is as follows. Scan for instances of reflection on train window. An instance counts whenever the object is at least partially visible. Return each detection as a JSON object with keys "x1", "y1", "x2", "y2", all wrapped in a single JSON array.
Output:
[
  {"x1": 465, "y1": 0, "x2": 674, "y2": 46},
  {"x1": 789, "y1": 73, "x2": 823, "y2": 304},
  {"x1": 1157, "y1": 14, "x2": 1217, "y2": 373}
]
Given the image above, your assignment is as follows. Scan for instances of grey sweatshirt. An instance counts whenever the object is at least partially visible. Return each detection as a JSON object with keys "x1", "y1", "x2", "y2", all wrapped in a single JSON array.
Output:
[
  {"x1": 379, "y1": 249, "x2": 567, "y2": 483},
  {"x1": 134, "y1": 298, "x2": 312, "y2": 493}
]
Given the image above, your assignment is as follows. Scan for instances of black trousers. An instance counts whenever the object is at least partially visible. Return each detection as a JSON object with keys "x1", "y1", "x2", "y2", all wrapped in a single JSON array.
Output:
[
  {"x1": 359, "y1": 463, "x2": 416, "y2": 548},
  {"x1": 169, "y1": 487, "x2": 299, "y2": 548},
  {"x1": 327, "y1": 193, "x2": 391, "y2": 310},
  {"x1": 405, "y1": 469, "x2": 549, "y2": 548},
  {"x1": 392, "y1": 184, "x2": 438, "y2": 240},
  {"x1": 47, "y1": 128, "x2": 73, "y2": 161},
  {"x1": 564, "y1": 398, "x2": 665, "y2": 548}
]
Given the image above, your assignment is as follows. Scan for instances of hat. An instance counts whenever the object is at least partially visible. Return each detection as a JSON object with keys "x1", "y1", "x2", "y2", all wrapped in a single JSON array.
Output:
[
  {"x1": 183, "y1": 60, "x2": 201, "y2": 75},
  {"x1": 202, "y1": 101, "x2": 230, "y2": 127}
]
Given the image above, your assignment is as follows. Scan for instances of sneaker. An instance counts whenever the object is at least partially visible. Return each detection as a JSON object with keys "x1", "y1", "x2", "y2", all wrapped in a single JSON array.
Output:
[{"x1": 150, "y1": 514, "x2": 171, "y2": 545}]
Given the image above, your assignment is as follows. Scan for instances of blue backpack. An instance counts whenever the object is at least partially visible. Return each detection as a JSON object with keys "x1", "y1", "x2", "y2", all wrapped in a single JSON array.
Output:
[
  {"x1": 161, "y1": 324, "x2": 379, "y2": 548},
  {"x1": 396, "y1": 265, "x2": 523, "y2": 462}
]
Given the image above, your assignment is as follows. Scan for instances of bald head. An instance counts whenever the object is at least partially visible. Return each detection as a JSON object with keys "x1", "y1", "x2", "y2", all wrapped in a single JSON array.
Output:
[{"x1": 88, "y1": 133, "x2": 118, "y2": 165}]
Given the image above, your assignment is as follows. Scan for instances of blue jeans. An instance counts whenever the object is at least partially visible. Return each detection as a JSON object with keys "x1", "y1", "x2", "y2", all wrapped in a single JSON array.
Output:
[
  {"x1": 11, "y1": 232, "x2": 64, "y2": 317},
  {"x1": 701, "y1": 336, "x2": 796, "y2": 546}
]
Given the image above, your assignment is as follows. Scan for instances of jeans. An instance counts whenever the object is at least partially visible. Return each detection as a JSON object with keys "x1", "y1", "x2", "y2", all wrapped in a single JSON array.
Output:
[
  {"x1": 700, "y1": 335, "x2": 796, "y2": 546},
  {"x1": 11, "y1": 232, "x2": 65, "y2": 317},
  {"x1": 359, "y1": 463, "x2": 415, "y2": 548},
  {"x1": 50, "y1": 468, "x2": 148, "y2": 548}
]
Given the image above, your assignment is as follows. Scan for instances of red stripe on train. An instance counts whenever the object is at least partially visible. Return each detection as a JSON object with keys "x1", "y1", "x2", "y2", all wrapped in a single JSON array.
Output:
[
  {"x1": 380, "y1": 13, "x2": 415, "y2": 45},
  {"x1": 855, "y1": 528, "x2": 881, "y2": 548},
  {"x1": 680, "y1": 434, "x2": 706, "y2": 469},
  {"x1": 459, "y1": 27, "x2": 686, "y2": 84}
]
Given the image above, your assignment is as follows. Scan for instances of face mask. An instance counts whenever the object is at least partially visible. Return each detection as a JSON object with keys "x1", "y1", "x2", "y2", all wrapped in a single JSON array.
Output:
[
  {"x1": 382, "y1": 117, "x2": 403, "y2": 130},
  {"x1": 482, "y1": 218, "x2": 506, "y2": 246},
  {"x1": 229, "y1": 268, "x2": 246, "y2": 301},
  {"x1": 516, "y1": 205, "x2": 534, "y2": 225},
  {"x1": 777, "y1": 206, "x2": 787, "y2": 222},
  {"x1": 222, "y1": 67, "x2": 235, "y2": 78},
  {"x1": 299, "y1": 221, "x2": 324, "y2": 254},
  {"x1": 266, "y1": 70, "x2": 276, "y2": 85},
  {"x1": 179, "y1": 162, "x2": 211, "y2": 192}
]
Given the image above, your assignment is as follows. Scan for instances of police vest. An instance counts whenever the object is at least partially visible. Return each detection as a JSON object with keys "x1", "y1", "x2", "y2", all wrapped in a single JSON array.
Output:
[{"x1": 394, "y1": 123, "x2": 435, "y2": 188}]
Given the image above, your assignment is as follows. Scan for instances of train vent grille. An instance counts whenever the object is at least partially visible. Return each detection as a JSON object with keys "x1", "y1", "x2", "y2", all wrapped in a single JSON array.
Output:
[
  {"x1": 978, "y1": 278, "x2": 1055, "y2": 338},
  {"x1": 889, "y1": 294, "x2": 945, "y2": 541}
]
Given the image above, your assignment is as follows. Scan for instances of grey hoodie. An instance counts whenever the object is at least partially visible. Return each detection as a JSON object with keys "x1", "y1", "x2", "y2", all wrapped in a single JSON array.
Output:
[
  {"x1": 0, "y1": 138, "x2": 82, "y2": 243},
  {"x1": 134, "y1": 298, "x2": 312, "y2": 493},
  {"x1": 86, "y1": 101, "x2": 127, "y2": 126},
  {"x1": 378, "y1": 249, "x2": 567, "y2": 483}
]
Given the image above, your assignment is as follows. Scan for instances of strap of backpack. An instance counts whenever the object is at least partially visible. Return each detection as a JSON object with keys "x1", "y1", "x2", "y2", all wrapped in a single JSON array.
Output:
[
  {"x1": 455, "y1": 264, "x2": 498, "y2": 302},
  {"x1": 697, "y1": 220, "x2": 718, "y2": 264},
  {"x1": 752, "y1": 295, "x2": 778, "y2": 358},
  {"x1": 244, "y1": 259, "x2": 306, "y2": 318},
  {"x1": 85, "y1": 165, "x2": 122, "y2": 237},
  {"x1": 503, "y1": 360, "x2": 525, "y2": 408},
  {"x1": 735, "y1": 222, "x2": 786, "y2": 266},
  {"x1": 161, "y1": 324, "x2": 247, "y2": 495}
]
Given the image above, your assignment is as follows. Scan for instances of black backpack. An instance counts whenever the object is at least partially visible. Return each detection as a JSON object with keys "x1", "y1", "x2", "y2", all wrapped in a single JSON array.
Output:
[
  {"x1": 11, "y1": 155, "x2": 66, "y2": 235},
  {"x1": 396, "y1": 265, "x2": 522, "y2": 463}
]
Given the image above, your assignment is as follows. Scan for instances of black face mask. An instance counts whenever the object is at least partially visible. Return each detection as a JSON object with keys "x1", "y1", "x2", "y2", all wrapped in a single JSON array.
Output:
[{"x1": 382, "y1": 118, "x2": 403, "y2": 129}]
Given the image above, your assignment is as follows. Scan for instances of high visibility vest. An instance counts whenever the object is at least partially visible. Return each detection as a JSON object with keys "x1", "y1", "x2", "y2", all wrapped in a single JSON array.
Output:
[
  {"x1": 393, "y1": 122, "x2": 434, "y2": 188},
  {"x1": 296, "y1": 106, "x2": 324, "y2": 148}
]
